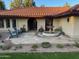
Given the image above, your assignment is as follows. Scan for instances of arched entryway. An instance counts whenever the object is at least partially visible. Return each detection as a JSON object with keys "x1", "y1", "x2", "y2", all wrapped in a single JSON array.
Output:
[{"x1": 28, "y1": 18, "x2": 37, "y2": 31}]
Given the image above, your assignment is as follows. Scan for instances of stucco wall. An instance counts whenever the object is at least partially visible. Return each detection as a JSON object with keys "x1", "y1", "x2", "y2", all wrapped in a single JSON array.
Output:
[
  {"x1": 53, "y1": 19, "x2": 60, "y2": 30},
  {"x1": 58, "y1": 16, "x2": 75, "y2": 37},
  {"x1": 37, "y1": 19, "x2": 45, "y2": 30},
  {"x1": 73, "y1": 16, "x2": 79, "y2": 38},
  {"x1": 16, "y1": 19, "x2": 45, "y2": 31},
  {"x1": 0, "y1": 17, "x2": 77, "y2": 38},
  {"x1": 16, "y1": 16, "x2": 74, "y2": 37},
  {"x1": 16, "y1": 19, "x2": 28, "y2": 31}
]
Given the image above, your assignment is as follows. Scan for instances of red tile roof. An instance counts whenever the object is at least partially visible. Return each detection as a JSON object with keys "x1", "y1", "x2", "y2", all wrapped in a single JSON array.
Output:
[
  {"x1": 59, "y1": 4, "x2": 79, "y2": 17},
  {"x1": 0, "y1": 7, "x2": 69, "y2": 18}
]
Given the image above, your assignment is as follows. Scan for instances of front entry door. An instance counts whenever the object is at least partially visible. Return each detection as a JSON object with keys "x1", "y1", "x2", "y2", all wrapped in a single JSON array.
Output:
[{"x1": 28, "y1": 18, "x2": 37, "y2": 31}]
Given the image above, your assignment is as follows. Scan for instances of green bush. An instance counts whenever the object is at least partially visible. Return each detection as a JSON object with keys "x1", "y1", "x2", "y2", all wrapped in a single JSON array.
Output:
[
  {"x1": 15, "y1": 45, "x2": 23, "y2": 49},
  {"x1": 19, "y1": 45, "x2": 22, "y2": 48},
  {"x1": 55, "y1": 27, "x2": 66, "y2": 35},
  {"x1": 0, "y1": 45, "x2": 3, "y2": 49},
  {"x1": 31, "y1": 44, "x2": 39, "y2": 51},
  {"x1": 56, "y1": 44, "x2": 64, "y2": 48},
  {"x1": 20, "y1": 28, "x2": 26, "y2": 33},
  {"x1": 54, "y1": 27, "x2": 62, "y2": 32},
  {"x1": 74, "y1": 42, "x2": 79, "y2": 48},
  {"x1": 2, "y1": 45, "x2": 12, "y2": 50},
  {"x1": 38, "y1": 27, "x2": 44, "y2": 32},
  {"x1": 41, "y1": 42, "x2": 51, "y2": 48}
]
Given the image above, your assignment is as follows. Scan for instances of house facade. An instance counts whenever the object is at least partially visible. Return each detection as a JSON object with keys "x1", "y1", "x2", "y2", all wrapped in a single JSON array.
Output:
[{"x1": 0, "y1": 4, "x2": 79, "y2": 38}]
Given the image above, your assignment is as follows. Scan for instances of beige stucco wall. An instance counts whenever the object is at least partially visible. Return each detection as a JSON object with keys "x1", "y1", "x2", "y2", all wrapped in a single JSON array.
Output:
[
  {"x1": 13, "y1": 17, "x2": 79, "y2": 38},
  {"x1": 16, "y1": 19, "x2": 28, "y2": 31},
  {"x1": 53, "y1": 16, "x2": 75, "y2": 37},
  {"x1": 53, "y1": 19, "x2": 60, "y2": 30},
  {"x1": 36, "y1": 17, "x2": 75, "y2": 38},
  {"x1": 16, "y1": 19, "x2": 45, "y2": 31},
  {"x1": 58, "y1": 16, "x2": 75, "y2": 37},
  {"x1": 0, "y1": 16, "x2": 78, "y2": 38},
  {"x1": 73, "y1": 16, "x2": 79, "y2": 38},
  {"x1": 37, "y1": 19, "x2": 45, "y2": 30}
]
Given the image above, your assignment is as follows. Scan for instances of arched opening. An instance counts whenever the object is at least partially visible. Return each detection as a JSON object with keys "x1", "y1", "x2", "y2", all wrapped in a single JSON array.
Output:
[{"x1": 28, "y1": 18, "x2": 37, "y2": 31}]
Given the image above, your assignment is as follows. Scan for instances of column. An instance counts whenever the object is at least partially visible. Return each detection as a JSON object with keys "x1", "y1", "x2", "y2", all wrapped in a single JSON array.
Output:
[
  {"x1": 10, "y1": 19, "x2": 12, "y2": 29},
  {"x1": 25, "y1": 19, "x2": 28, "y2": 31},
  {"x1": 4, "y1": 19, "x2": 6, "y2": 29}
]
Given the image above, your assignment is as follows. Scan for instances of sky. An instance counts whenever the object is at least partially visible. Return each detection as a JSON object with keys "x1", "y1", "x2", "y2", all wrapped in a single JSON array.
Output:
[{"x1": 2, "y1": 0, "x2": 79, "y2": 9}]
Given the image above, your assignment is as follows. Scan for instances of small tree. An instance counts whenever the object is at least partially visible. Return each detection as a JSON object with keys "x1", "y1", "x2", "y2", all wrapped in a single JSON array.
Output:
[
  {"x1": 10, "y1": 0, "x2": 36, "y2": 9},
  {"x1": 64, "y1": 2, "x2": 70, "y2": 7},
  {"x1": 0, "y1": 0, "x2": 5, "y2": 10}
]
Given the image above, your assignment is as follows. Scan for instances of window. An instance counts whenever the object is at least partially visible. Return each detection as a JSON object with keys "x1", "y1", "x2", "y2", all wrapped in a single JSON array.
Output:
[
  {"x1": 67, "y1": 18, "x2": 69, "y2": 22},
  {"x1": 0, "y1": 20, "x2": 4, "y2": 28},
  {"x1": 12, "y1": 19, "x2": 16, "y2": 28},
  {"x1": 6, "y1": 19, "x2": 10, "y2": 28}
]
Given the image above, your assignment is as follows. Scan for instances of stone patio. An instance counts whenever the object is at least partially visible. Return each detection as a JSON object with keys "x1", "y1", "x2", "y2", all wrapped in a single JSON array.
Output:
[
  {"x1": 0, "y1": 31, "x2": 79, "y2": 53},
  {"x1": 0, "y1": 32, "x2": 9, "y2": 40},
  {"x1": 5, "y1": 32, "x2": 74, "y2": 45}
]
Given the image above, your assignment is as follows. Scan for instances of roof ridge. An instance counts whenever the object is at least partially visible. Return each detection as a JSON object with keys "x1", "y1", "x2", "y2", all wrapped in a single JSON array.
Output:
[{"x1": 8, "y1": 6, "x2": 69, "y2": 11}]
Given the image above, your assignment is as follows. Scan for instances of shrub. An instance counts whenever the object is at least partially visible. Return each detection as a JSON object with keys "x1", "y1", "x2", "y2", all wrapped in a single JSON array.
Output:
[
  {"x1": 55, "y1": 27, "x2": 66, "y2": 36},
  {"x1": 38, "y1": 27, "x2": 44, "y2": 32},
  {"x1": 20, "y1": 25, "x2": 26, "y2": 33},
  {"x1": 15, "y1": 45, "x2": 23, "y2": 49},
  {"x1": 0, "y1": 45, "x2": 3, "y2": 49},
  {"x1": 31, "y1": 44, "x2": 38, "y2": 51},
  {"x1": 41, "y1": 42, "x2": 51, "y2": 48},
  {"x1": 74, "y1": 42, "x2": 79, "y2": 48},
  {"x1": 54, "y1": 27, "x2": 62, "y2": 32},
  {"x1": 19, "y1": 45, "x2": 22, "y2": 48},
  {"x1": 56, "y1": 44, "x2": 64, "y2": 48},
  {"x1": 20, "y1": 28, "x2": 26, "y2": 33},
  {"x1": 1, "y1": 40, "x2": 4, "y2": 43},
  {"x1": 2, "y1": 45, "x2": 12, "y2": 50}
]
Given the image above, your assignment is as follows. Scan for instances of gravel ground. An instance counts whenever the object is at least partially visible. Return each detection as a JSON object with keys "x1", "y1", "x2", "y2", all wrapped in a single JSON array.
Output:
[
  {"x1": 0, "y1": 32, "x2": 9, "y2": 40},
  {"x1": 0, "y1": 31, "x2": 79, "y2": 53},
  {"x1": 0, "y1": 44, "x2": 79, "y2": 53},
  {"x1": 6, "y1": 32, "x2": 74, "y2": 44}
]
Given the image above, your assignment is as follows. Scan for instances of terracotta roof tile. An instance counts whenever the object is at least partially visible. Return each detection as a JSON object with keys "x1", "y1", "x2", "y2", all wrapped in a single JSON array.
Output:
[{"x1": 0, "y1": 7, "x2": 69, "y2": 17}]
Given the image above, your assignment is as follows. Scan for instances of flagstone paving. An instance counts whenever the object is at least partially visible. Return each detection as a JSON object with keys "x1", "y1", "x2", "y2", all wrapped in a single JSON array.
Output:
[
  {"x1": 0, "y1": 31, "x2": 79, "y2": 53},
  {"x1": 5, "y1": 32, "x2": 74, "y2": 44},
  {"x1": 0, "y1": 32, "x2": 9, "y2": 40}
]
